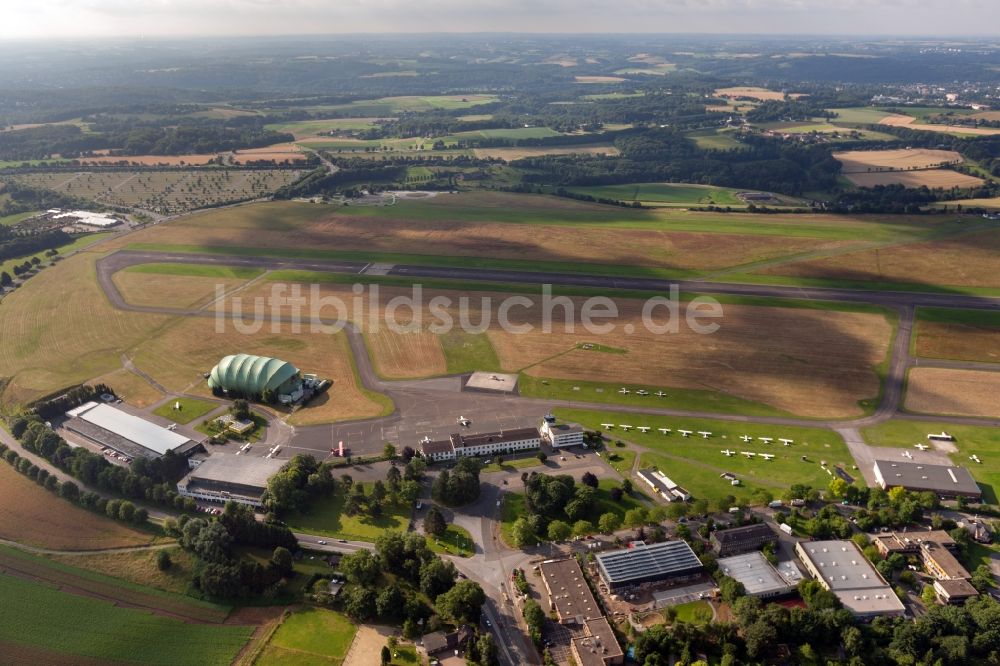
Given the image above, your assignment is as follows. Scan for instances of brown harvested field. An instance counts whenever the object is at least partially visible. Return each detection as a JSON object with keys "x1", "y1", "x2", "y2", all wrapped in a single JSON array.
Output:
[
  {"x1": 113, "y1": 271, "x2": 246, "y2": 310},
  {"x1": 123, "y1": 201, "x2": 860, "y2": 273},
  {"x1": 905, "y1": 367, "x2": 1000, "y2": 417},
  {"x1": 833, "y1": 148, "x2": 963, "y2": 173},
  {"x1": 575, "y1": 75, "x2": 626, "y2": 83},
  {"x1": 715, "y1": 87, "x2": 805, "y2": 101},
  {"x1": 365, "y1": 328, "x2": 447, "y2": 378},
  {"x1": 928, "y1": 196, "x2": 1000, "y2": 210},
  {"x1": 75, "y1": 154, "x2": 218, "y2": 166},
  {"x1": 915, "y1": 322, "x2": 1000, "y2": 364},
  {"x1": 238, "y1": 281, "x2": 891, "y2": 418},
  {"x1": 231, "y1": 143, "x2": 307, "y2": 163},
  {"x1": 0, "y1": 463, "x2": 158, "y2": 550},
  {"x1": 472, "y1": 144, "x2": 620, "y2": 160},
  {"x1": 92, "y1": 368, "x2": 164, "y2": 408},
  {"x1": 970, "y1": 111, "x2": 1000, "y2": 121},
  {"x1": 758, "y1": 227, "x2": 1000, "y2": 289},
  {"x1": 844, "y1": 169, "x2": 984, "y2": 188},
  {"x1": 879, "y1": 115, "x2": 1000, "y2": 136},
  {"x1": 127, "y1": 314, "x2": 388, "y2": 424}
]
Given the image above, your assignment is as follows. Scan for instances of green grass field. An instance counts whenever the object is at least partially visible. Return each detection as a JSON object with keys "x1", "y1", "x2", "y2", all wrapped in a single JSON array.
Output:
[
  {"x1": 861, "y1": 420, "x2": 1000, "y2": 504},
  {"x1": 556, "y1": 408, "x2": 850, "y2": 504},
  {"x1": 440, "y1": 330, "x2": 502, "y2": 374},
  {"x1": 672, "y1": 600, "x2": 714, "y2": 624},
  {"x1": 0, "y1": 574, "x2": 250, "y2": 665},
  {"x1": 0, "y1": 210, "x2": 41, "y2": 226},
  {"x1": 565, "y1": 183, "x2": 746, "y2": 207},
  {"x1": 827, "y1": 107, "x2": 894, "y2": 124},
  {"x1": 152, "y1": 397, "x2": 220, "y2": 424},
  {"x1": 446, "y1": 127, "x2": 563, "y2": 141},
  {"x1": 426, "y1": 524, "x2": 474, "y2": 557},
  {"x1": 265, "y1": 117, "x2": 388, "y2": 135},
  {"x1": 686, "y1": 128, "x2": 747, "y2": 150},
  {"x1": 124, "y1": 262, "x2": 263, "y2": 280},
  {"x1": 257, "y1": 607, "x2": 357, "y2": 665},
  {"x1": 518, "y1": 375, "x2": 792, "y2": 418},
  {"x1": 283, "y1": 483, "x2": 411, "y2": 541},
  {"x1": 0, "y1": 231, "x2": 113, "y2": 276},
  {"x1": 916, "y1": 307, "x2": 1000, "y2": 328}
]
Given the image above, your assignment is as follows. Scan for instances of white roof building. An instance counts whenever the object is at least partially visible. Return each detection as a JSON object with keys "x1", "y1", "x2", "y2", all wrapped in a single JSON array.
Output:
[{"x1": 65, "y1": 402, "x2": 197, "y2": 459}]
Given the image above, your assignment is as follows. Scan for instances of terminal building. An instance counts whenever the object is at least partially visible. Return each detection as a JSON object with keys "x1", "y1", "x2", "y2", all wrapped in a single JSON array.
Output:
[
  {"x1": 419, "y1": 427, "x2": 541, "y2": 461},
  {"x1": 595, "y1": 541, "x2": 703, "y2": 592},
  {"x1": 540, "y1": 414, "x2": 585, "y2": 449},
  {"x1": 177, "y1": 453, "x2": 286, "y2": 507},
  {"x1": 795, "y1": 540, "x2": 905, "y2": 620},
  {"x1": 717, "y1": 551, "x2": 802, "y2": 599},
  {"x1": 872, "y1": 459, "x2": 982, "y2": 500},
  {"x1": 65, "y1": 401, "x2": 201, "y2": 461}
]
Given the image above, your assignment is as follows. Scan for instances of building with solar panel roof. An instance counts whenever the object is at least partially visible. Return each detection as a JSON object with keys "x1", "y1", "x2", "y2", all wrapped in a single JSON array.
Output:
[{"x1": 595, "y1": 540, "x2": 704, "y2": 592}]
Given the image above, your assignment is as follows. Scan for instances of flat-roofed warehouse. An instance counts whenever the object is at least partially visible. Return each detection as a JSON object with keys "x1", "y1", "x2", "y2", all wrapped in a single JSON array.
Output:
[
  {"x1": 539, "y1": 558, "x2": 602, "y2": 625},
  {"x1": 65, "y1": 401, "x2": 200, "y2": 460},
  {"x1": 873, "y1": 459, "x2": 981, "y2": 500},
  {"x1": 596, "y1": 541, "x2": 703, "y2": 592},
  {"x1": 717, "y1": 552, "x2": 800, "y2": 599},
  {"x1": 177, "y1": 453, "x2": 286, "y2": 507},
  {"x1": 795, "y1": 540, "x2": 905, "y2": 619}
]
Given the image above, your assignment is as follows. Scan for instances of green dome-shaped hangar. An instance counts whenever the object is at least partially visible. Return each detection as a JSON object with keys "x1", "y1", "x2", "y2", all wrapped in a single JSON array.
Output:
[{"x1": 208, "y1": 354, "x2": 303, "y2": 402}]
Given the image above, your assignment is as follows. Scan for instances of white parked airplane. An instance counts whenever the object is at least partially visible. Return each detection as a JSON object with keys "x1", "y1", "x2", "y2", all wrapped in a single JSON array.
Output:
[
  {"x1": 636, "y1": 390, "x2": 649, "y2": 396},
  {"x1": 658, "y1": 428, "x2": 671, "y2": 434},
  {"x1": 600, "y1": 423, "x2": 615, "y2": 429},
  {"x1": 914, "y1": 443, "x2": 929, "y2": 451},
  {"x1": 654, "y1": 391, "x2": 667, "y2": 398},
  {"x1": 637, "y1": 426, "x2": 651, "y2": 433},
  {"x1": 457, "y1": 415, "x2": 471, "y2": 426},
  {"x1": 971, "y1": 455, "x2": 982, "y2": 464},
  {"x1": 760, "y1": 453, "x2": 775, "y2": 460},
  {"x1": 618, "y1": 388, "x2": 630, "y2": 395},
  {"x1": 620, "y1": 424, "x2": 633, "y2": 431},
  {"x1": 741, "y1": 451, "x2": 756, "y2": 458},
  {"x1": 902, "y1": 451, "x2": 912, "y2": 459},
  {"x1": 698, "y1": 431, "x2": 712, "y2": 439},
  {"x1": 721, "y1": 449, "x2": 735, "y2": 457},
  {"x1": 759, "y1": 437, "x2": 774, "y2": 444},
  {"x1": 740, "y1": 435, "x2": 753, "y2": 443},
  {"x1": 678, "y1": 429, "x2": 693, "y2": 437},
  {"x1": 778, "y1": 438, "x2": 794, "y2": 446}
]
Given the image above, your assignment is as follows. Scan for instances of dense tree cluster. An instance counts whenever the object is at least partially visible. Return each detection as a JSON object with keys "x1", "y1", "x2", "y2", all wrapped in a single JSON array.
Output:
[
  {"x1": 431, "y1": 457, "x2": 482, "y2": 506},
  {"x1": 262, "y1": 454, "x2": 335, "y2": 514}
]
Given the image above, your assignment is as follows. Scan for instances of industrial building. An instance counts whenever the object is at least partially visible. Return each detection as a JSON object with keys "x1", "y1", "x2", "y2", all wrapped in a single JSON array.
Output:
[
  {"x1": 419, "y1": 426, "x2": 541, "y2": 461},
  {"x1": 872, "y1": 530, "x2": 956, "y2": 558},
  {"x1": 711, "y1": 523, "x2": 778, "y2": 557},
  {"x1": 595, "y1": 541, "x2": 703, "y2": 592},
  {"x1": 177, "y1": 453, "x2": 285, "y2": 507},
  {"x1": 539, "y1": 558, "x2": 603, "y2": 625},
  {"x1": 795, "y1": 540, "x2": 905, "y2": 619},
  {"x1": 540, "y1": 414, "x2": 585, "y2": 449},
  {"x1": 571, "y1": 618, "x2": 624, "y2": 666},
  {"x1": 872, "y1": 459, "x2": 982, "y2": 500},
  {"x1": 636, "y1": 468, "x2": 691, "y2": 503},
  {"x1": 208, "y1": 354, "x2": 304, "y2": 404},
  {"x1": 64, "y1": 401, "x2": 200, "y2": 461},
  {"x1": 717, "y1": 552, "x2": 801, "y2": 599}
]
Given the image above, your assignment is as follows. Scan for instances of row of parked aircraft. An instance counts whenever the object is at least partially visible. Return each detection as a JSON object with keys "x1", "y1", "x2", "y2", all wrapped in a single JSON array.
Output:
[
  {"x1": 720, "y1": 448, "x2": 775, "y2": 460},
  {"x1": 600, "y1": 423, "x2": 714, "y2": 439},
  {"x1": 617, "y1": 387, "x2": 667, "y2": 398}
]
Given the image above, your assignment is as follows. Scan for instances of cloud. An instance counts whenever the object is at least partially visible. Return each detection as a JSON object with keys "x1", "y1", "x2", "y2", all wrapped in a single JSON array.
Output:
[{"x1": 2, "y1": 0, "x2": 998, "y2": 38}]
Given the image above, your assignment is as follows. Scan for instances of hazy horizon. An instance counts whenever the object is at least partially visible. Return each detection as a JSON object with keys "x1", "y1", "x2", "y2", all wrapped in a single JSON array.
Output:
[{"x1": 3, "y1": 1, "x2": 999, "y2": 40}]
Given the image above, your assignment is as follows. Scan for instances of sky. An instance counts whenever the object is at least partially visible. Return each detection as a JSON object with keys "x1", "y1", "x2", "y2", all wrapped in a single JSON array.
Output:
[{"x1": 2, "y1": 0, "x2": 999, "y2": 39}]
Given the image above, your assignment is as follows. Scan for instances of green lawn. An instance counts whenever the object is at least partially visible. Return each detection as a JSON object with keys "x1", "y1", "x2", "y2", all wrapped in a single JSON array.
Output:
[
  {"x1": 0, "y1": 210, "x2": 41, "y2": 226},
  {"x1": 557, "y1": 408, "x2": 850, "y2": 504},
  {"x1": 440, "y1": 329, "x2": 502, "y2": 374},
  {"x1": 124, "y1": 262, "x2": 263, "y2": 280},
  {"x1": 605, "y1": 445, "x2": 636, "y2": 477},
  {"x1": 565, "y1": 183, "x2": 746, "y2": 207},
  {"x1": 672, "y1": 600, "x2": 713, "y2": 624},
  {"x1": 861, "y1": 419, "x2": 1000, "y2": 504},
  {"x1": 827, "y1": 107, "x2": 894, "y2": 124},
  {"x1": 0, "y1": 231, "x2": 114, "y2": 276},
  {"x1": 426, "y1": 524, "x2": 474, "y2": 557},
  {"x1": 0, "y1": 574, "x2": 250, "y2": 666},
  {"x1": 258, "y1": 607, "x2": 357, "y2": 665},
  {"x1": 916, "y1": 307, "x2": 1000, "y2": 328},
  {"x1": 519, "y1": 375, "x2": 792, "y2": 418},
  {"x1": 283, "y1": 484, "x2": 412, "y2": 541},
  {"x1": 482, "y1": 455, "x2": 545, "y2": 473},
  {"x1": 152, "y1": 397, "x2": 220, "y2": 424},
  {"x1": 447, "y1": 127, "x2": 563, "y2": 141},
  {"x1": 685, "y1": 128, "x2": 747, "y2": 150}
]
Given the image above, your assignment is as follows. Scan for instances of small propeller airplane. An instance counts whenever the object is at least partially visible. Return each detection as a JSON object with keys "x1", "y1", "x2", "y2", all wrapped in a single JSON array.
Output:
[
  {"x1": 741, "y1": 451, "x2": 756, "y2": 458},
  {"x1": 678, "y1": 429, "x2": 693, "y2": 437},
  {"x1": 654, "y1": 391, "x2": 667, "y2": 398},
  {"x1": 759, "y1": 437, "x2": 774, "y2": 444},
  {"x1": 914, "y1": 443, "x2": 929, "y2": 451},
  {"x1": 721, "y1": 449, "x2": 735, "y2": 457},
  {"x1": 760, "y1": 453, "x2": 775, "y2": 461},
  {"x1": 698, "y1": 431, "x2": 712, "y2": 439},
  {"x1": 600, "y1": 423, "x2": 615, "y2": 429},
  {"x1": 618, "y1": 388, "x2": 630, "y2": 395},
  {"x1": 740, "y1": 435, "x2": 753, "y2": 443},
  {"x1": 619, "y1": 424, "x2": 633, "y2": 431},
  {"x1": 637, "y1": 426, "x2": 651, "y2": 433},
  {"x1": 658, "y1": 428, "x2": 671, "y2": 434},
  {"x1": 778, "y1": 438, "x2": 794, "y2": 446}
]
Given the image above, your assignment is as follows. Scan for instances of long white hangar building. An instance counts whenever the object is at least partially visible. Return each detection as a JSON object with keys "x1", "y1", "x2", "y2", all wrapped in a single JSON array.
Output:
[{"x1": 65, "y1": 402, "x2": 201, "y2": 461}]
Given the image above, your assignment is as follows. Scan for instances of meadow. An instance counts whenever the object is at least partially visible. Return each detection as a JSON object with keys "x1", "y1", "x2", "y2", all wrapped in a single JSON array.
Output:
[
  {"x1": 564, "y1": 183, "x2": 748, "y2": 207},
  {"x1": 283, "y1": 483, "x2": 412, "y2": 542},
  {"x1": 256, "y1": 608, "x2": 357, "y2": 665},
  {"x1": 0, "y1": 573, "x2": 249, "y2": 666},
  {"x1": 0, "y1": 230, "x2": 113, "y2": 276},
  {"x1": 152, "y1": 396, "x2": 220, "y2": 424},
  {"x1": 556, "y1": 407, "x2": 851, "y2": 504}
]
